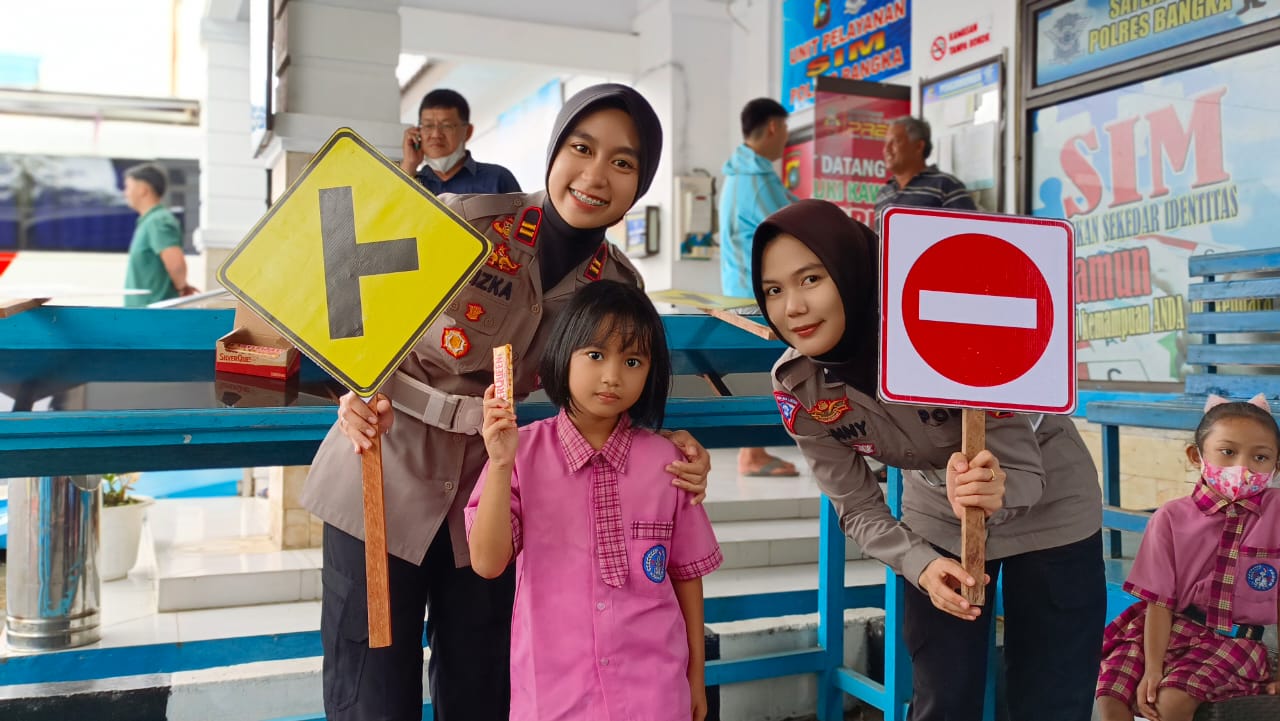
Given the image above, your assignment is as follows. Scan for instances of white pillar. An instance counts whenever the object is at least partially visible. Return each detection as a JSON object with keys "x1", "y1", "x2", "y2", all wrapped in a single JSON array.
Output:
[
  {"x1": 196, "y1": 17, "x2": 267, "y2": 288},
  {"x1": 628, "y1": 0, "x2": 738, "y2": 295}
]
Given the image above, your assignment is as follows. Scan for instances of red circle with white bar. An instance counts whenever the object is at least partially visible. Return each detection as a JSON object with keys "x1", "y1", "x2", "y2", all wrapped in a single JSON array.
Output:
[{"x1": 901, "y1": 232, "x2": 1053, "y2": 387}]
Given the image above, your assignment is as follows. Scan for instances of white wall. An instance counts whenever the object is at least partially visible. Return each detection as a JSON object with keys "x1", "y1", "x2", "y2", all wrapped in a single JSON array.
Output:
[{"x1": 909, "y1": 0, "x2": 1019, "y2": 211}]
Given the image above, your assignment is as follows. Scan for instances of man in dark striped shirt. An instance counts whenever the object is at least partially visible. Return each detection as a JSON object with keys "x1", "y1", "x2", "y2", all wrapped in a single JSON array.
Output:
[{"x1": 874, "y1": 117, "x2": 975, "y2": 231}]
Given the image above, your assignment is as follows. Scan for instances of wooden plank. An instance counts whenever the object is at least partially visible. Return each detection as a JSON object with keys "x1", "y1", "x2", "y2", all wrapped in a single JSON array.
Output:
[
  {"x1": 1188, "y1": 278, "x2": 1280, "y2": 302},
  {"x1": 960, "y1": 408, "x2": 986, "y2": 607},
  {"x1": 1190, "y1": 248, "x2": 1280, "y2": 277},
  {"x1": 0, "y1": 297, "x2": 50, "y2": 318},
  {"x1": 701, "y1": 307, "x2": 778, "y2": 341},
  {"x1": 360, "y1": 428, "x2": 392, "y2": 648},
  {"x1": 1186, "y1": 373, "x2": 1280, "y2": 400},
  {"x1": 1188, "y1": 310, "x2": 1280, "y2": 333},
  {"x1": 1189, "y1": 343, "x2": 1280, "y2": 366}
]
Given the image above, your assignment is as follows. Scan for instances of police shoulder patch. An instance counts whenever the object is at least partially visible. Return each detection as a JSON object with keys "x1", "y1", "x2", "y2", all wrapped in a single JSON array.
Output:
[
  {"x1": 774, "y1": 391, "x2": 801, "y2": 433},
  {"x1": 515, "y1": 207, "x2": 541, "y2": 246},
  {"x1": 583, "y1": 242, "x2": 609, "y2": 281},
  {"x1": 808, "y1": 397, "x2": 852, "y2": 424}
]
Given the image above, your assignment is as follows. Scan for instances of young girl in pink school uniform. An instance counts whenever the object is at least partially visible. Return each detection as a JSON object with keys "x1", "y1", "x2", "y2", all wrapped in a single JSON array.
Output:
[
  {"x1": 1097, "y1": 394, "x2": 1280, "y2": 721},
  {"x1": 467, "y1": 279, "x2": 723, "y2": 721}
]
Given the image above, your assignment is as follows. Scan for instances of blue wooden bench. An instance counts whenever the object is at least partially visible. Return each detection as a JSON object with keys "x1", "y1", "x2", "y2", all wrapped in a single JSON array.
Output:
[{"x1": 1086, "y1": 247, "x2": 1280, "y2": 720}]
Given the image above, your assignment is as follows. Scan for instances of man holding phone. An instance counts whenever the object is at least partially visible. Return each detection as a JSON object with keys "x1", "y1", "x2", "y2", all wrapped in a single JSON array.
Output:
[{"x1": 400, "y1": 89, "x2": 521, "y2": 195}]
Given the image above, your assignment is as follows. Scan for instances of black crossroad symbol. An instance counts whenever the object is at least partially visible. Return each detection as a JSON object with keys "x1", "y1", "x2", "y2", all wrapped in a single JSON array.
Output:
[{"x1": 319, "y1": 186, "x2": 420, "y2": 340}]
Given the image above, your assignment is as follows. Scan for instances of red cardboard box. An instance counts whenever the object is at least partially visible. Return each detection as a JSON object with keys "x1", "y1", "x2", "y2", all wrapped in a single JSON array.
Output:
[{"x1": 215, "y1": 303, "x2": 300, "y2": 380}]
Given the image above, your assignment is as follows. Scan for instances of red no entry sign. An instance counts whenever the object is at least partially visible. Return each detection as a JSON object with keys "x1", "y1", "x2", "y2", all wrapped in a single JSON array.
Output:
[
  {"x1": 880, "y1": 207, "x2": 1075, "y2": 413},
  {"x1": 902, "y1": 233, "x2": 1053, "y2": 387}
]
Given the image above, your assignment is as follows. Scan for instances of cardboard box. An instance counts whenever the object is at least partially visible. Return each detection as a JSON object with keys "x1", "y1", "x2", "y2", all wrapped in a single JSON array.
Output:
[{"x1": 215, "y1": 303, "x2": 300, "y2": 380}]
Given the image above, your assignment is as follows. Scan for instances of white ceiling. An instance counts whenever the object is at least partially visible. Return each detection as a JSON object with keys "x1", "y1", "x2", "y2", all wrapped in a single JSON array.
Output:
[{"x1": 397, "y1": 0, "x2": 641, "y2": 34}]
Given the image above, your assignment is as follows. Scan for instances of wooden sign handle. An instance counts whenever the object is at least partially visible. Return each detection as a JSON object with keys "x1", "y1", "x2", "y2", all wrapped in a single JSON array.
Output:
[
  {"x1": 961, "y1": 408, "x2": 987, "y2": 607},
  {"x1": 361, "y1": 398, "x2": 392, "y2": 648}
]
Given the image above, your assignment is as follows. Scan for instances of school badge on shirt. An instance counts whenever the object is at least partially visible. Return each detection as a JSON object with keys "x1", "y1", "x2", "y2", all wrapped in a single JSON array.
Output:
[
  {"x1": 643, "y1": 545, "x2": 668, "y2": 583},
  {"x1": 1247, "y1": 562, "x2": 1278, "y2": 591},
  {"x1": 774, "y1": 391, "x2": 800, "y2": 432},
  {"x1": 808, "y1": 397, "x2": 851, "y2": 424}
]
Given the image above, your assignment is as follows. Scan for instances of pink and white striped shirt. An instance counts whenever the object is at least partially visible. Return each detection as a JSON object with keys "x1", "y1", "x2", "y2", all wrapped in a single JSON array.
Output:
[{"x1": 466, "y1": 410, "x2": 723, "y2": 721}]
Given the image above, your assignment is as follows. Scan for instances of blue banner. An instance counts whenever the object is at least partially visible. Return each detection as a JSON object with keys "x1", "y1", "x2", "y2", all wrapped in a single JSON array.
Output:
[
  {"x1": 781, "y1": 0, "x2": 911, "y2": 113},
  {"x1": 1036, "y1": 0, "x2": 1280, "y2": 87}
]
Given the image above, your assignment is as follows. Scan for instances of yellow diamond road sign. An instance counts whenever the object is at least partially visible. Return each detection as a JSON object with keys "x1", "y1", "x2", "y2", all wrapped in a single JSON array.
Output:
[{"x1": 217, "y1": 128, "x2": 493, "y2": 395}]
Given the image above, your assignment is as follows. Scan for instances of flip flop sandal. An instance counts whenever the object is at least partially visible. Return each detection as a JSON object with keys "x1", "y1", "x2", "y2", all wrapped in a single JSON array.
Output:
[{"x1": 743, "y1": 458, "x2": 799, "y2": 477}]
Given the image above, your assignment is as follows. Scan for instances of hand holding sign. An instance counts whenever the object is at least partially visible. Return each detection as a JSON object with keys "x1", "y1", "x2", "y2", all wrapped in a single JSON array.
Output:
[
  {"x1": 218, "y1": 128, "x2": 493, "y2": 647},
  {"x1": 880, "y1": 206, "x2": 1075, "y2": 606}
]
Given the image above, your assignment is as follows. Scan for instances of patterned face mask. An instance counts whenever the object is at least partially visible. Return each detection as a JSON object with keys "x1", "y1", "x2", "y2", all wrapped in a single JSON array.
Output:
[{"x1": 1201, "y1": 459, "x2": 1274, "y2": 501}]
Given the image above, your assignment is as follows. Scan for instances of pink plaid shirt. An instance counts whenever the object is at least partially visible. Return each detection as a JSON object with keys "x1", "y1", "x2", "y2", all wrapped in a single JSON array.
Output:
[
  {"x1": 466, "y1": 410, "x2": 723, "y2": 721},
  {"x1": 1124, "y1": 485, "x2": 1280, "y2": 628}
]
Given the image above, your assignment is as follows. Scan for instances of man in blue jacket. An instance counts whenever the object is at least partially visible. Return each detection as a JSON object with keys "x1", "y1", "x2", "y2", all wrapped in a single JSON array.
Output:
[{"x1": 719, "y1": 97, "x2": 799, "y2": 477}]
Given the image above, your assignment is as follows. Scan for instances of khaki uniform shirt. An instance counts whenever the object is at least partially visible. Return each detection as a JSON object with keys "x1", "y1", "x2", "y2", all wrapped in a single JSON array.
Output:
[
  {"x1": 302, "y1": 191, "x2": 643, "y2": 566},
  {"x1": 771, "y1": 348, "x2": 1102, "y2": 589}
]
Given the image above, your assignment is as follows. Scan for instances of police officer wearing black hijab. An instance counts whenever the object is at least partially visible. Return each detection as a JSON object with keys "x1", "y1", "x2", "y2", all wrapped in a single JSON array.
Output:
[{"x1": 305, "y1": 84, "x2": 713, "y2": 721}]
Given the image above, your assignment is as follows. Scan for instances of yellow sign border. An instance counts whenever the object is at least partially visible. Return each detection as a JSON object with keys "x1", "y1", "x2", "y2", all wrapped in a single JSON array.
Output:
[{"x1": 216, "y1": 127, "x2": 494, "y2": 395}]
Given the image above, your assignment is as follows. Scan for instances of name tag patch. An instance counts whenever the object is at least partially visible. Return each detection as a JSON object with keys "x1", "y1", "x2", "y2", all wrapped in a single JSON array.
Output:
[{"x1": 470, "y1": 269, "x2": 514, "y2": 300}]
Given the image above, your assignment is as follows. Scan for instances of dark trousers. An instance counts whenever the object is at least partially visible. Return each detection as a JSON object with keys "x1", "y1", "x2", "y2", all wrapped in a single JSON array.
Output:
[
  {"x1": 321, "y1": 523, "x2": 516, "y2": 721},
  {"x1": 903, "y1": 531, "x2": 1106, "y2": 721}
]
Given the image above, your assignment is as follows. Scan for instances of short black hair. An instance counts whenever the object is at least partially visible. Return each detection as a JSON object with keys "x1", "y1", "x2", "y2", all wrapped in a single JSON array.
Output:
[
  {"x1": 125, "y1": 162, "x2": 168, "y2": 198},
  {"x1": 539, "y1": 280, "x2": 671, "y2": 430},
  {"x1": 419, "y1": 88, "x2": 470, "y2": 124},
  {"x1": 741, "y1": 97, "x2": 788, "y2": 139},
  {"x1": 1194, "y1": 400, "x2": 1280, "y2": 451}
]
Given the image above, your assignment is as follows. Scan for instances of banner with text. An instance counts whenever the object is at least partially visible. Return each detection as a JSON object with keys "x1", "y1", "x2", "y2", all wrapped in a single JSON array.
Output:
[
  {"x1": 813, "y1": 81, "x2": 911, "y2": 228},
  {"x1": 1035, "y1": 0, "x2": 1280, "y2": 87},
  {"x1": 782, "y1": 0, "x2": 911, "y2": 113},
  {"x1": 1031, "y1": 44, "x2": 1280, "y2": 383}
]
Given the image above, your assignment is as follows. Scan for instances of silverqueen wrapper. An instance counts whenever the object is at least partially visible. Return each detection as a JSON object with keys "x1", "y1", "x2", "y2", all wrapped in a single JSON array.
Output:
[{"x1": 493, "y1": 344, "x2": 513, "y2": 405}]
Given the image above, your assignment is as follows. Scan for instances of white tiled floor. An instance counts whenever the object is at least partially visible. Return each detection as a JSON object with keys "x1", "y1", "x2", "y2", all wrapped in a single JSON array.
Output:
[{"x1": 2, "y1": 443, "x2": 887, "y2": 658}]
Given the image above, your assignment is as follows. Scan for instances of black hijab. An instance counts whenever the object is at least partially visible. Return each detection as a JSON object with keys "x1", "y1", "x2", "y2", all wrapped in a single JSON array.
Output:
[
  {"x1": 538, "y1": 84, "x2": 663, "y2": 290},
  {"x1": 750, "y1": 199, "x2": 880, "y2": 394}
]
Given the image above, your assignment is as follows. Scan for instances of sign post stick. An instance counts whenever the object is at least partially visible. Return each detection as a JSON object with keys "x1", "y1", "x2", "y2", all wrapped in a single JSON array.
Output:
[
  {"x1": 361, "y1": 393, "x2": 392, "y2": 648},
  {"x1": 960, "y1": 408, "x2": 986, "y2": 607}
]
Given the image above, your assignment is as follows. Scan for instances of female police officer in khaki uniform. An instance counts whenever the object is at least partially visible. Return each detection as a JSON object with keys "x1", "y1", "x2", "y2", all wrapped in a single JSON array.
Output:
[
  {"x1": 302, "y1": 85, "x2": 712, "y2": 721},
  {"x1": 752, "y1": 200, "x2": 1105, "y2": 721}
]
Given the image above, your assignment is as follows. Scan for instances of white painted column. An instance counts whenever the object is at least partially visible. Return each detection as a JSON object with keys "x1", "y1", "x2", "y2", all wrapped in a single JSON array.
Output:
[
  {"x1": 197, "y1": 17, "x2": 267, "y2": 289},
  {"x1": 262, "y1": 0, "x2": 404, "y2": 198},
  {"x1": 629, "y1": 0, "x2": 738, "y2": 295}
]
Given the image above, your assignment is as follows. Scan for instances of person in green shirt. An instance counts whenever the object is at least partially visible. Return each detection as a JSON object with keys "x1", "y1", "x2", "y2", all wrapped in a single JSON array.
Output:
[{"x1": 122, "y1": 163, "x2": 197, "y2": 307}]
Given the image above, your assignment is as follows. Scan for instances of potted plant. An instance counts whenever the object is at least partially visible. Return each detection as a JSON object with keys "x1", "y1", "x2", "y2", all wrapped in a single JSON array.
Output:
[{"x1": 99, "y1": 473, "x2": 153, "y2": 582}]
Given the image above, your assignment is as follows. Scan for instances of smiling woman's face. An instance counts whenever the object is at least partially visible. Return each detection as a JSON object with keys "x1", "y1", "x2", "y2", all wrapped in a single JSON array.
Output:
[
  {"x1": 546, "y1": 107, "x2": 641, "y2": 229},
  {"x1": 759, "y1": 233, "x2": 846, "y2": 356}
]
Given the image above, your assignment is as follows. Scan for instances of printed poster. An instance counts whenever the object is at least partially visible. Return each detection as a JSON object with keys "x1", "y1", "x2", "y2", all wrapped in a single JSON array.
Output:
[{"x1": 1031, "y1": 44, "x2": 1280, "y2": 383}]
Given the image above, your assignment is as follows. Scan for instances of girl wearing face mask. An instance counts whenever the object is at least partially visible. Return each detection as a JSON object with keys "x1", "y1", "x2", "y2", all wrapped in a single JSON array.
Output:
[
  {"x1": 1097, "y1": 394, "x2": 1280, "y2": 721},
  {"x1": 752, "y1": 199, "x2": 1106, "y2": 721},
  {"x1": 302, "y1": 85, "x2": 714, "y2": 721}
]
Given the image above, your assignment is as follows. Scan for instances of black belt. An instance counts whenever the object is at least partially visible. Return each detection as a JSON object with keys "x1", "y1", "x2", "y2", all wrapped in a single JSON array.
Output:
[{"x1": 1181, "y1": 606, "x2": 1266, "y2": 641}]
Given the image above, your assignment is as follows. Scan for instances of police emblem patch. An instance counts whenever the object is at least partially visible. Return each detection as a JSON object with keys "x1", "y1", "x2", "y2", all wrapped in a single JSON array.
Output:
[
  {"x1": 808, "y1": 397, "x2": 851, "y2": 424},
  {"x1": 515, "y1": 207, "x2": 542, "y2": 246},
  {"x1": 1246, "y1": 562, "x2": 1278, "y2": 592},
  {"x1": 642, "y1": 544, "x2": 667, "y2": 583},
  {"x1": 851, "y1": 442, "x2": 877, "y2": 456},
  {"x1": 465, "y1": 303, "x2": 485, "y2": 322},
  {"x1": 491, "y1": 215, "x2": 514, "y2": 240},
  {"x1": 774, "y1": 391, "x2": 800, "y2": 433},
  {"x1": 485, "y1": 243, "x2": 522, "y2": 275},
  {"x1": 441, "y1": 327, "x2": 471, "y2": 359}
]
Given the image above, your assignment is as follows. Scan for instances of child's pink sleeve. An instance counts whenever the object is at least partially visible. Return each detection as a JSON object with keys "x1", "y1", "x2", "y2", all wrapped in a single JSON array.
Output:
[
  {"x1": 464, "y1": 460, "x2": 524, "y2": 553},
  {"x1": 1122, "y1": 505, "x2": 1179, "y2": 609},
  {"x1": 667, "y1": 490, "x2": 722, "y2": 581}
]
